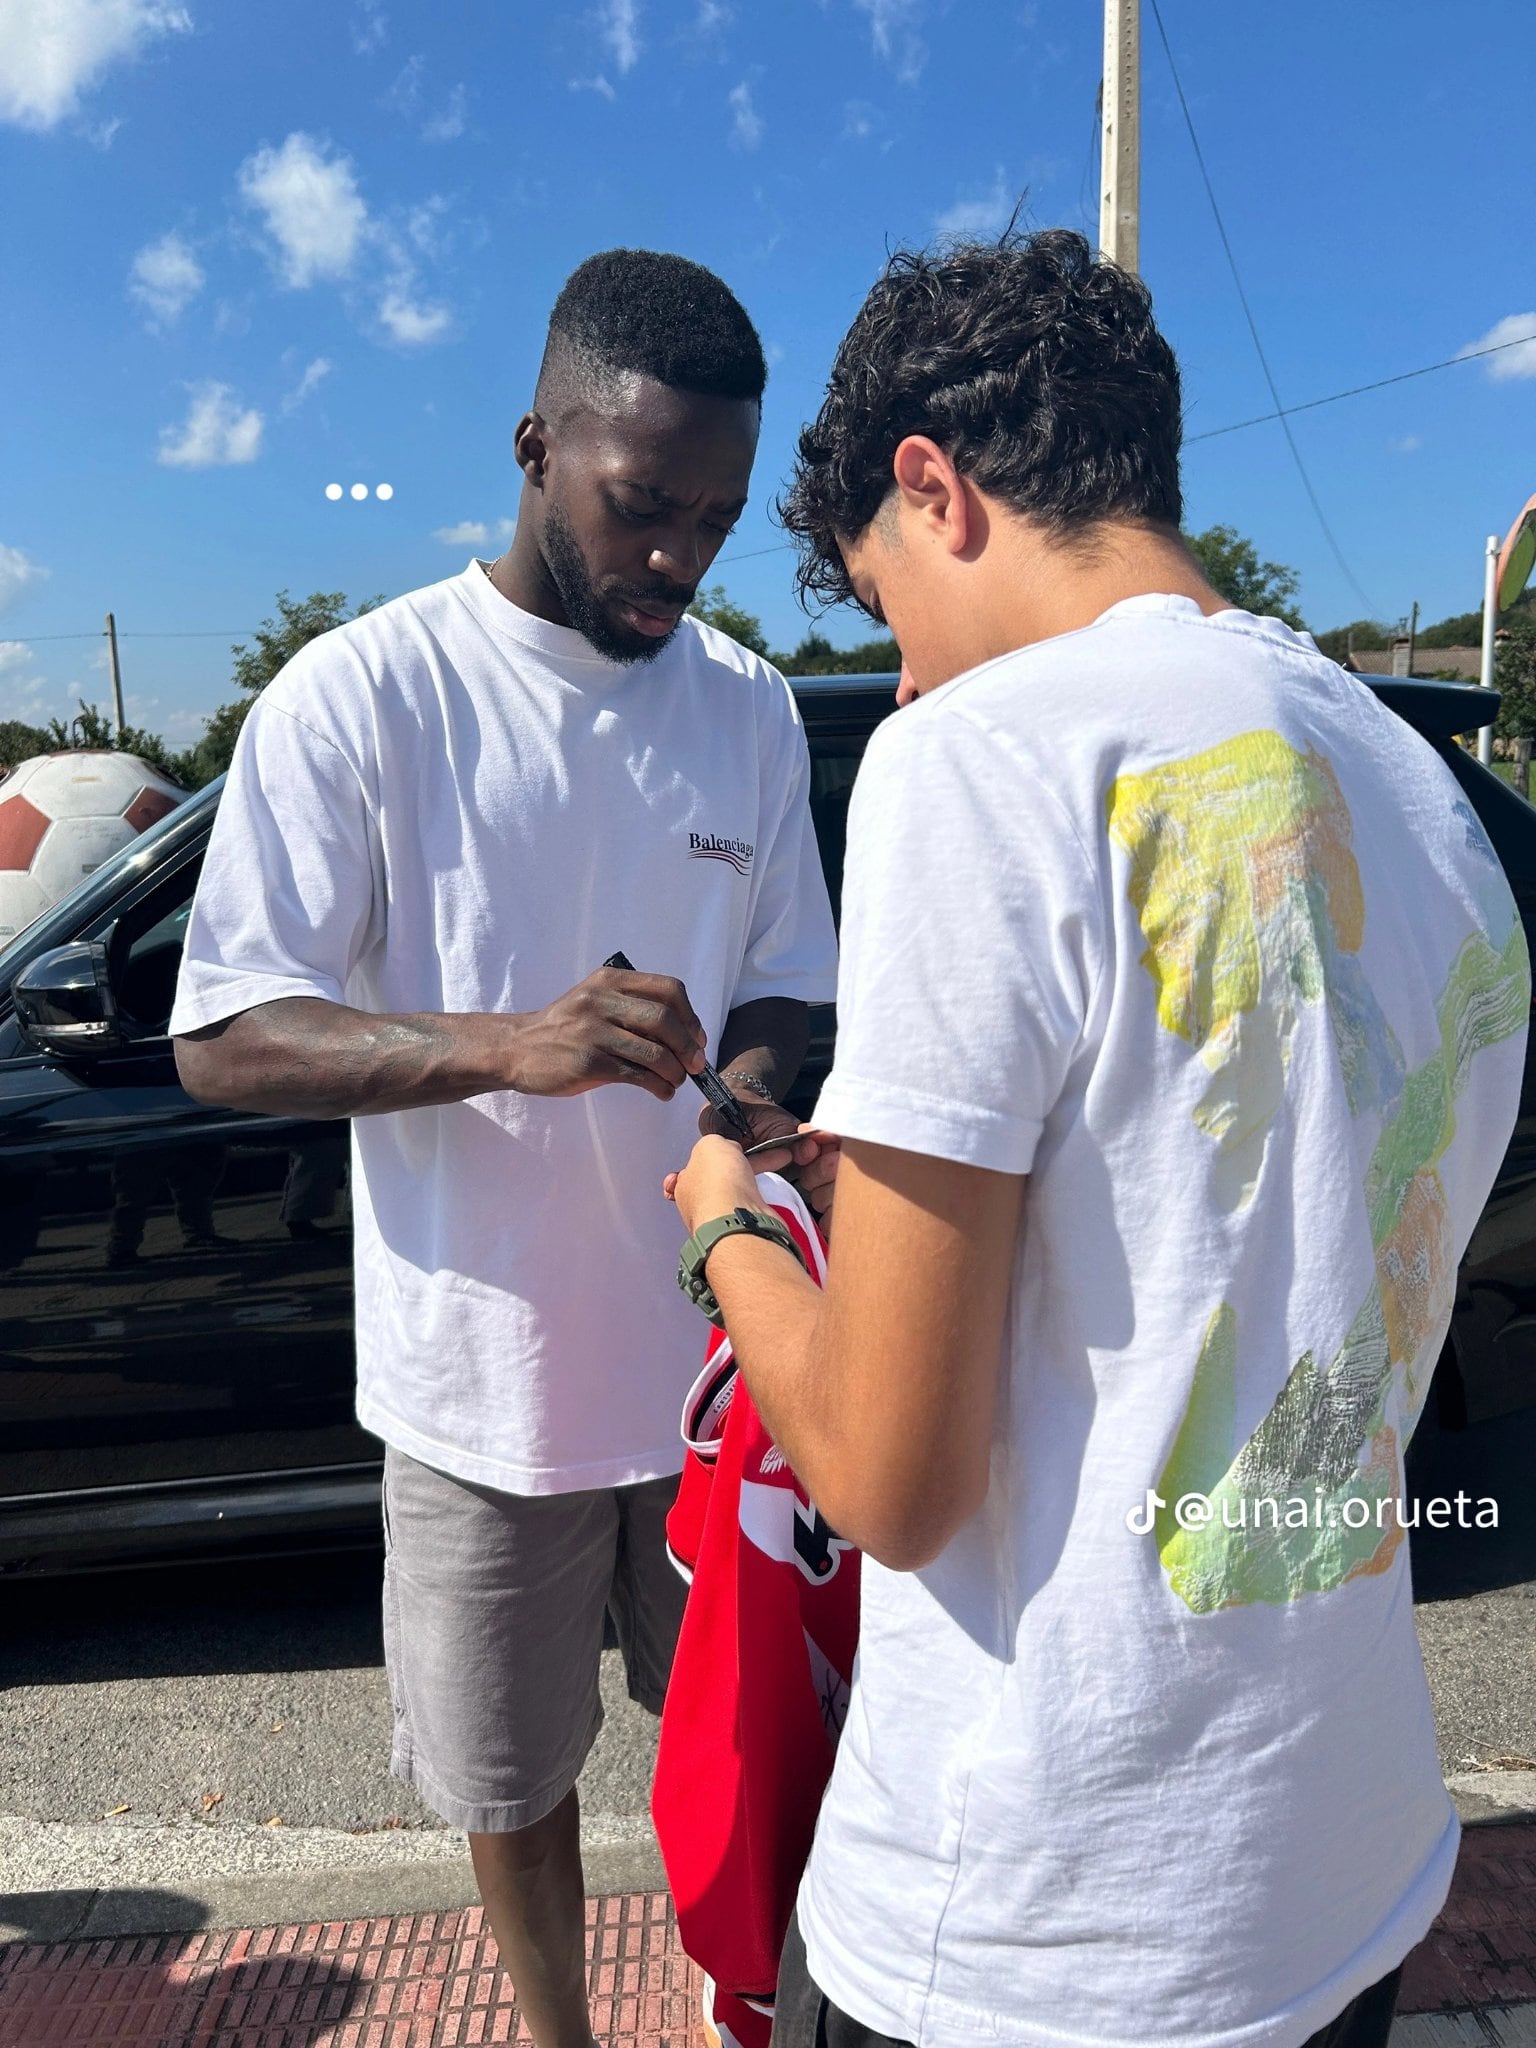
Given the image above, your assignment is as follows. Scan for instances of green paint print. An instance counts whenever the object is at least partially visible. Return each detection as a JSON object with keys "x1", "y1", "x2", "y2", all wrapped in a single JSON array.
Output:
[{"x1": 1110, "y1": 734, "x2": 1529, "y2": 1613}]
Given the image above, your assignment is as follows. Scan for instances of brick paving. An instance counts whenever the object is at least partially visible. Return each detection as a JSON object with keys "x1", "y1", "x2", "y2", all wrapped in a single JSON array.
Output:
[
  {"x1": 0, "y1": 1827, "x2": 1529, "y2": 2045},
  {"x1": 1399, "y1": 1826, "x2": 1536, "y2": 2016},
  {"x1": 0, "y1": 1892, "x2": 702, "y2": 2048}
]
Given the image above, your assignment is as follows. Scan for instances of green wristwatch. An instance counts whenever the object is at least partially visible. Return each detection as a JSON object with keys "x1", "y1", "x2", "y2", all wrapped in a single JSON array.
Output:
[{"x1": 678, "y1": 1206, "x2": 809, "y2": 1327}]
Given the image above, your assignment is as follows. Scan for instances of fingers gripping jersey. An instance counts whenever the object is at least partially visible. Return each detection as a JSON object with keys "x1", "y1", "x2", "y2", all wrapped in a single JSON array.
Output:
[{"x1": 652, "y1": 1177, "x2": 860, "y2": 2048}]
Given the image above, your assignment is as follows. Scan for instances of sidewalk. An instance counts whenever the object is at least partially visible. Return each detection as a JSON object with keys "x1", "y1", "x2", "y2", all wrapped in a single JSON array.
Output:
[
  {"x1": 0, "y1": 1827, "x2": 1532, "y2": 2048},
  {"x1": 0, "y1": 1891, "x2": 698, "y2": 2048}
]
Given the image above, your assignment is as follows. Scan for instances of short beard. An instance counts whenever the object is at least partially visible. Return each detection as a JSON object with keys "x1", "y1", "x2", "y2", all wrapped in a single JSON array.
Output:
[{"x1": 541, "y1": 503, "x2": 680, "y2": 666}]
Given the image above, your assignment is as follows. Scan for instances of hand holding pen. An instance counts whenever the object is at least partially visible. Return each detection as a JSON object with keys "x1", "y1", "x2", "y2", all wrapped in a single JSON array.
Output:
[{"x1": 602, "y1": 952, "x2": 755, "y2": 1139}]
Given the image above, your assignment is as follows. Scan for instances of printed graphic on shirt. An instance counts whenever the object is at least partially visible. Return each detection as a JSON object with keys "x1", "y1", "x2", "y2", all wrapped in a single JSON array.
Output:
[
  {"x1": 737, "y1": 1476, "x2": 856, "y2": 1586},
  {"x1": 1109, "y1": 730, "x2": 1529, "y2": 1614},
  {"x1": 689, "y1": 831, "x2": 755, "y2": 876},
  {"x1": 1108, "y1": 731, "x2": 1402, "y2": 1211}
]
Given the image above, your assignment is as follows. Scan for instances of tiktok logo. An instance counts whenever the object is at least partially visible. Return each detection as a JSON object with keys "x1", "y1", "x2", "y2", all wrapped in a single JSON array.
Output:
[{"x1": 1126, "y1": 1488, "x2": 1165, "y2": 1534}]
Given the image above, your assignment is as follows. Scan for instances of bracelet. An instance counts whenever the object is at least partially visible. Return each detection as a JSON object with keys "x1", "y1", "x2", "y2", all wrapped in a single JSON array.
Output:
[{"x1": 721, "y1": 1069, "x2": 777, "y2": 1104}]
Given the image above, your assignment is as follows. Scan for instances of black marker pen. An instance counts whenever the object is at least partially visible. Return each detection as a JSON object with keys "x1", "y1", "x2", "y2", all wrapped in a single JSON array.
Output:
[{"x1": 602, "y1": 951, "x2": 756, "y2": 1142}]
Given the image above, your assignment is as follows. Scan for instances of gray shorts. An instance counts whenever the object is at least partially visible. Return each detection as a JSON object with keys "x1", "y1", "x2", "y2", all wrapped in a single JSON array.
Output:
[{"x1": 381, "y1": 1445, "x2": 688, "y2": 1833}]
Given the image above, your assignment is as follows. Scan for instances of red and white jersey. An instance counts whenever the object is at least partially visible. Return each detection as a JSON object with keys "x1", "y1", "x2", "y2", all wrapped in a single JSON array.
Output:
[{"x1": 652, "y1": 1176, "x2": 859, "y2": 2048}]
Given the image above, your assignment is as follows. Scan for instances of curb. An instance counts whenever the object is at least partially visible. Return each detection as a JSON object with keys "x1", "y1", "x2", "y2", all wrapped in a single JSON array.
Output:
[
  {"x1": 0, "y1": 1819, "x2": 665, "y2": 1945},
  {"x1": 1445, "y1": 1774, "x2": 1536, "y2": 1828},
  {"x1": 1, "y1": 1779, "x2": 1529, "y2": 1948}
]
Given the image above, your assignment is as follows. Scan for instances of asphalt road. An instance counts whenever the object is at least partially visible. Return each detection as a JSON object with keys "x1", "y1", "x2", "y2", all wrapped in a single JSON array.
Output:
[
  {"x1": 0, "y1": 1551, "x2": 658, "y2": 1838},
  {"x1": 0, "y1": 1406, "x2": 1531, "y2": 1886}
]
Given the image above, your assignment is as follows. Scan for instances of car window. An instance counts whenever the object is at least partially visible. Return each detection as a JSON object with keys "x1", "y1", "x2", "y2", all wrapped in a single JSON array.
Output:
[
  {"x1": 111, "y1": 862, "x2": 203, "y2": 1037},
  {"x1": 807, "y1": 742, "x2": 867, "y2": 926}
]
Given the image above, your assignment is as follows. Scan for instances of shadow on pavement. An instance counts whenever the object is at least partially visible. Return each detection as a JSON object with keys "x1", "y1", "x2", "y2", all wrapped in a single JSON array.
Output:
[{"x1": 0, "y1": 1891, "x2": 368, "y2": 2047}]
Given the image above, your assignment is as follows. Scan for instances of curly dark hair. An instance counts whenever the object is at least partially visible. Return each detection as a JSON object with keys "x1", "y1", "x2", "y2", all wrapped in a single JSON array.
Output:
[
  {"x1": 780, "y1": 228, "x2": 1183, "y2": 608},
  {"x1": 538, "y1": 248, "x2": 766, "y2": 416}
]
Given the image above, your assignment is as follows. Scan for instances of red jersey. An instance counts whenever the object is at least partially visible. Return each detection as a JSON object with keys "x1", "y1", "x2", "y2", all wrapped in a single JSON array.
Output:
[{"x1": 652, "y1": 1178, "x2": 860, "y2": 2048}]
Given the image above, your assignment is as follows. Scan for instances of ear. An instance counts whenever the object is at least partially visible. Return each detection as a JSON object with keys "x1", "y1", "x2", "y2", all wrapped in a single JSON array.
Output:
[
  {"x1": 891, "y1": 435, "x2": 971, "y2": 557},
  {"x1": 514, "y1": 410, "x2": 550, "y2": 487}
]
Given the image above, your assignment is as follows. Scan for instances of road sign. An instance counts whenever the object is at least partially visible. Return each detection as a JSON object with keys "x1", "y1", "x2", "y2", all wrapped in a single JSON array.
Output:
[{"x1": 1497, "y1": 493, "x2": 1536, "y2": 612}]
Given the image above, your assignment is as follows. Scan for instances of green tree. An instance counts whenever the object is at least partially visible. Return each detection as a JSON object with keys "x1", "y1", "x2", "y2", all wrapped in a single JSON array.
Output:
[
  {"x1": 0, "y1": 719, "x2": 51, "y2": 774},
  {"x1": 687, "y1": 586, "x2": 900, "y2": 676},
  {"x1": 1416, "y1": 589, "x2": 1535, "y2": 649},
  {"x1": 231, "y1": 589, "x2": 384, "y2": 694},
  {"x1": 772, "y1": 629, "x2": 901, "y2": 676},
  {"x1": 688, "y1": 584, "x2": 769, "y2": 656},
  {"x1": 173, "y1": 701, "x2": 253, "y2": 791},
  {"x1": 43, "y1": 701, "x2": 189, "y2": 785},
  {"x1": 1415, "y1": 610, "x2": 1482, "y2": 650},
  {"x1": 1185, "y1": 524, "x2": 1305, "y2": 629},
  {"x1": 1311, "y1": 619, "x2": 1392, "y2": 663},
  {"x1": 1493, "y1": 614, "x2": 1536, "y2": 744},
  {"x1": 180, "y1": 588, "x2": 385, "y2": 786}
]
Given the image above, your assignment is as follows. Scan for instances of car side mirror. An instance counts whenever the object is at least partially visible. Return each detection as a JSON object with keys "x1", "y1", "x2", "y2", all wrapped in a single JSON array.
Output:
[{"x1": 13, "y1": 942, "x2": 123, "y2": 1058}]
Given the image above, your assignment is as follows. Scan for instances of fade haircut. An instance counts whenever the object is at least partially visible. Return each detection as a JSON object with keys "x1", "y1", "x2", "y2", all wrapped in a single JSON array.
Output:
[
  {"x1": 536, "y1": 248, "x2": 768, "y2": 420},
  {"x1": 781, "y1": 228, "x2": 1184, "y2": 608}
]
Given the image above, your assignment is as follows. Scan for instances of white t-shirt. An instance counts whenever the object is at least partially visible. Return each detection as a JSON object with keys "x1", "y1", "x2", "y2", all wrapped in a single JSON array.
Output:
[
  {"x1": 170, "y1": 562, "x2": 837, "y2": 1493},
  {"x1": 801, "y1": 596, "x2": 1528, "y2": 2048}
]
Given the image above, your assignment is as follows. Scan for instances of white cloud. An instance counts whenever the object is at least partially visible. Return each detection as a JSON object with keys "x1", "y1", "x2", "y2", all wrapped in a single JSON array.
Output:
[
  {"x1": 0, "y1": 0, "x2": 190, "y2": 130},
  {"x1": 239, "y1": 132, "x2": 369, "y2": 288},
  {"x1": 281, "y1": 356, "x2": 332, "y2": 413},
  {"x1": 381, "y1": 51, "x2": 422, "y2": 113},
  {"x1": 1389, "y1": 433, "x2": 1422, "y2": 454},
  {"x1": 0, "y1": 674, "x2": 56, "y2": 725},
  {"x1": 854, "y1": 0, "x2": 925, "y2": 83},
  {"x1": 380, "y1": 52, "x2": 463, "y2": 135},
  {"x1": 237, "y1": 131, "x2": 454, "y2": 347},
  {"x1": 156, "y1": 703, "x2": 211, "y2": 743},
  {"x1": 0, "y1": 544, "x2": 48, "y2": 614},
  {"x1": 157, "y1": 382, "x2": 263, "y2": 467},
  {"x1": 600, "y1": 0, "x2": 640, "y2": 74},
  {"x1": 728, "y1": 81, "x2": 761, "y2": 149},
  {"x1": 695, "y1": 0, "x2": 729, "y2": 27},
  {"x1": 843, "y1": 98, "x2": 879, "y2": 139},
  {"x1": 0, "y1": 639, "x2": 34, "y2": 675},
  {"x1": 378, "y1": 288, "x2": 451, "y2": 346},
  {"x1": 128, "y1": 229, "x2": 203, "y2": 324},
  {"x1": 433, "y1": 517, "x2": 514, "y2": 546},
  {"x1": 422, "y1": 82, "x2": 466, "y2": 142},
  {"x1": 351, "y1": 1, "x2": 387, "y2": 54},
  {"x1": 570, "y1": 73, "x2": 616, "y2": 98},
  {"x1": 403, "y1": 196, "x2": 450, "y2": 257},
  {"x1": 1460, "y1": 313, "x2": 1536, "y2": 383},
  {"x1": 935, "y1": 167, "x2": 1013, "y2": 239}
]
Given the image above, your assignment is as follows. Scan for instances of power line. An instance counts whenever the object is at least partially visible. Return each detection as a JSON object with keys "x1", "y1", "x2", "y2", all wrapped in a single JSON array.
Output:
[
  {"x1": 712, "y1": 541, "x2": 796, "y2": 570},
  {"x1": 1147, "y1": 0, "x2": 1383, "y2": 618},
  {"x1": 17, "y1": 629, "x2": 252, "y2": 642},
  {"x1": 1186, "y1": 331, "x2": 1536, "y2": 441},
  {"x1": 14, "y1": 318, "x2": 1534, "y2": 648}
]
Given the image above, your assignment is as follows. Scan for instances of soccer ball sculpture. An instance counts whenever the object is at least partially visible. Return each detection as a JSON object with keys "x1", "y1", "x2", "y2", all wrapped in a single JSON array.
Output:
[{"x1": 0, "y1": 752, "x2": 183, "y2": 945}]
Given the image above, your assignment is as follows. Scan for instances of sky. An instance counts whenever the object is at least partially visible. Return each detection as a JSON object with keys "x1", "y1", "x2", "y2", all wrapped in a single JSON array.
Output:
[{"x1": 1, "y1": 0, "x2": 1534, "y2": 746}]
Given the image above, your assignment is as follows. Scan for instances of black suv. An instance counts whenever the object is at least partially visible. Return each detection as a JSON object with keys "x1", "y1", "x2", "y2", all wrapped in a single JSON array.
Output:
[{"x1": 1, "y1": 674, "x2": 1533, "y2": 1574}]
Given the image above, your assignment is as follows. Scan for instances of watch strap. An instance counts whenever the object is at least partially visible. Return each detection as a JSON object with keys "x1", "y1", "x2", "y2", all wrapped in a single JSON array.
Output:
[{"x1": 678, "y1": 1206, "x2": 808, "y2": 1326}]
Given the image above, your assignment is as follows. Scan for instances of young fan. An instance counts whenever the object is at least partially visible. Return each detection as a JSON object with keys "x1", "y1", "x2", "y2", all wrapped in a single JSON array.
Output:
[{"x1": 666, "y1": 229, "x2": 1528, "y2": 2048}]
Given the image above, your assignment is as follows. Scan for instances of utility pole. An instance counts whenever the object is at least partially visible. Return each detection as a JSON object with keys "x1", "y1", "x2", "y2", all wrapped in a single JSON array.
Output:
[
  {"x1": 104, "y1": 612, "x2": 125, "y2": 738},
  {"x1": 1478, "y1": 536, "x2": 1498, "y2": 769},
  {"x1": 1100, "y1": 0, "x2": 1141, "y2": 274},
  {"x1": 1406, "y1": 600, "x2": 1418, "y2": 677}
]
